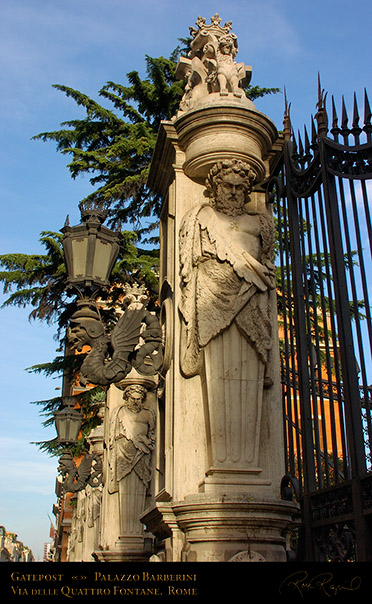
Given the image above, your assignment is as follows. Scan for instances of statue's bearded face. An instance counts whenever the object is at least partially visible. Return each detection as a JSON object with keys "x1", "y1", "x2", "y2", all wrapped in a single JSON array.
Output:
[
  {"x1": 124, "y1": 389, "x2": 145, "y2": 413},
  {"x1": 215, "y1": 172, "x2": 247, "y2": 214}
]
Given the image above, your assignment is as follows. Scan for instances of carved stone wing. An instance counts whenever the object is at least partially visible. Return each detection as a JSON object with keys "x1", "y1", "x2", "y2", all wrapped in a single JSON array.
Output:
[
  {"x1": 236, "y1": 62, "x2": 252, "y2": 88},
  {"x1": 110, "y1": 306, "x2": 145, "y2": 362},
  {"x1": 87, "y1": 454, "x2": 103, "y2": 488},
  {"x1": 74, "y1": 455, "x2": 94, "y2": 492}
]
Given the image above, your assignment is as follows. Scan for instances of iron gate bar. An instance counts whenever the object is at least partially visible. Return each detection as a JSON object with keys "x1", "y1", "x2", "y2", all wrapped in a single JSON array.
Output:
[
  {"x1": 337, "y1": 174, "x2": 372, "y2": 462},
  {"x1": 319, "y1": 140, "x2": 370, "y2": 560},
  {"x1": 308, "y1": 191, "x2": 345, "y2": 484},
  {"x1": 320, "y1": 139, "x2": 367, "y2": 478},
  {"x1": 347, "y1": 178, "x2": 372, "y2": 354},
  {"x1": 299, "y1": 191, "x2": 326, "y2": 487},
  {"x1": 274, "y1": 87, "x2": 372, "y2": 560},
  {"x1": 315, "y1": 184, "x2": 350, "y2": 481},
  {"x1": 283, "y1": 142, "x2": 317, "y2": 561},
  {"x1": 360, "y1": 179, "x2": 372, "y2": 258},
  {"x1": 276, "y1": 177, "x2": 300, "y2": 480}
]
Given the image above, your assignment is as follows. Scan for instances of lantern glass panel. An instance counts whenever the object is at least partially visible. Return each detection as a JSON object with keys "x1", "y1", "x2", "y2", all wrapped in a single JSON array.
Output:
[
  {"x1": 71, "y1": 237, "x2": 88, "y2": 280},
  {"x1": 92, "y1": 239, "x2": 112, "y2": 282}
]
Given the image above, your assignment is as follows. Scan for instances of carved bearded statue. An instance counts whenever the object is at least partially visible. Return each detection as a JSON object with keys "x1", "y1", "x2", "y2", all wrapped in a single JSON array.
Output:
[
  {"x1": 179, "y1": 159, "x2": 276, "y2": 381},
  {"x1": 108, "y1": 384, "x2": 155, "y2": 537},
  {"x1": 179, "y1": 159, "x2": 277, "y2": 477}
]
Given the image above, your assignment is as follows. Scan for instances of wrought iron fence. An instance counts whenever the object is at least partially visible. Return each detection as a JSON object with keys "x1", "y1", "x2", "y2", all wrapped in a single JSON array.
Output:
[{"x1": 268, "y1": 83, "x2": 372, "y2": 561}]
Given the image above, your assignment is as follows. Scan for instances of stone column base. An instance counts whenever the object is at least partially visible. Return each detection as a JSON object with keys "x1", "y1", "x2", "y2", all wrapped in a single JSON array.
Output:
[
  {"x1": 93, "y1": 534, "x2": 154, "y2": 563},
  {"x1": 142, "y1": 494, "x2": 299, "y2": 562}
]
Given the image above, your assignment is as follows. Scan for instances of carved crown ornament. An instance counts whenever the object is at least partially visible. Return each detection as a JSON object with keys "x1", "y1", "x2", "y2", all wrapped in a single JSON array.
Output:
[
  {"x1": 175, "y1": 13, "x2": 252, "y2": 113},
  {"x1": 189, "y1": 13, "x2": 234, "y2": 39}
]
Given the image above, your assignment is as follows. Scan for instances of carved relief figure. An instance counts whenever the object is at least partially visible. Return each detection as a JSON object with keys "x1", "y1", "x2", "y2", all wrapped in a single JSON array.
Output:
[
  {"x1": 179, "y1": 159, "x2": 276, "y2": 474},
  {"x1": 179, "y1": 159, "x2": 276, "y2": 382},
  {"x1": 58, "y1": 452, "x2": 102, "y2": 494},
  {"x1": 108, "y1": 385, "x2": 155, "y2": 535},
  {"x1": 108, "y1": 385, "x2": 155, "y2": 489},
  {"x1": 205, "y1": 34, "x2": 243, "y2": 97}
]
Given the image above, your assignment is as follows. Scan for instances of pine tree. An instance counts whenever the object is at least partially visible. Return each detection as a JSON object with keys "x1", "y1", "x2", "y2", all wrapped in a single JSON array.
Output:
[
  {"x1": 2, "y1": 42, "x2": 280, "y2": 320},
  {"x1": 0, "y1": 228, "x2": 161, "y2": 456},
  {"x1": 0, "y1": 231, "x2": 68, "y2": 325},
  {"x1": 33, "y1": 48, "x2": 279, "y2": 240}
]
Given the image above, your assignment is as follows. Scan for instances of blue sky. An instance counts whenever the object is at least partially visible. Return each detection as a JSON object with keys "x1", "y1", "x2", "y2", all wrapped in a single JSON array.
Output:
[{"x1": 0, "y1": 0, "x2": 371, "y2": 560}]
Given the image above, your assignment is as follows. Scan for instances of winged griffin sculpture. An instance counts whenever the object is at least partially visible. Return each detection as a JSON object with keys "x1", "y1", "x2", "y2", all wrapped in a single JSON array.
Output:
[
  {"x1": 67, "y1": 284, "x2": 163, "y2": 387},
  {"x1": 58, "y1": 452, "x2": 103, "y2": 494}
]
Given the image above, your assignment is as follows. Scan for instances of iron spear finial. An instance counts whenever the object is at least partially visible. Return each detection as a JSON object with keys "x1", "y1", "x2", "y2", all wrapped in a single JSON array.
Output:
[
  {"x1": 283, "y1": 86, "x2": 292, "y2": 142},
  {"x1": 315, "y1": 73, "x2": 328, "y2": 138}
]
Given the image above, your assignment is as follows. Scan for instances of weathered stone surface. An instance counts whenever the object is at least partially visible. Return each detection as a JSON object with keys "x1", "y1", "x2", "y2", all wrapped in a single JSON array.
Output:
[
  {"x1": 67, "y1": 13, "x2": 299, "y2": 564},
  {"x1": 95, "y1": 373, "x2": 158, "y2": 562},
  {"x1": 142, "y1": 14, "x2": 299, "y2": 562},
  {"x1": 66, "y1": 396, "x2": 104, "y2": 562},
  {"x1": 67, "y1": 284, "x2": 163, "y2": 387},
  {"x1": 177, "y1": 159, "x2": 277, "y2": 492}
]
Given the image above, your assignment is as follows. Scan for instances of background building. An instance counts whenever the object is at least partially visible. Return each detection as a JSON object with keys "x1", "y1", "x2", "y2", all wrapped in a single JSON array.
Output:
[{"x1": 0, "y1": 525, "x2": 34, "y2": 561}]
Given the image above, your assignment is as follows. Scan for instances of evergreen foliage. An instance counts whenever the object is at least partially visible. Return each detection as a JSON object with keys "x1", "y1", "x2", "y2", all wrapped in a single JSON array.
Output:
[
  {"x1": 31, "y1": 387, "x2": 107, "y2": 457},
  {"x1": 0, "y1": 229, "x2": 159, "y2": 330},
  {"x1": 0, "y1": 227, "x2": 160, "y2": 456},
  {"x1": 0, "y1": 231, "x2": 68, "y2": 325},
  {"x1": 32, "y1": 47, "x2": 279, "y2": 239}
]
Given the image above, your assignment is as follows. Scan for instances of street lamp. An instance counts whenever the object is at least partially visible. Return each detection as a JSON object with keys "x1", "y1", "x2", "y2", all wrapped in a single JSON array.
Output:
[
  {"x1": 54, "y1": 395, "x2": 102, "y2": 496},
  {"x1": 54, "y1": 396, "x2": 83, "y2": 446},
  {"x1": 54, "y1": 398, "x2": 103, "y2": 496},
  {"x1": 54, "y1": 396, "x2": 86, "y2": 495},
  {"x1": 59, "y1": 200, "x2": 163, "y2": 387},
  {"x1": 54, "y1": 203, "x2": 125, "y2": 500},
  {"x1": 61, "y1": 202, "x2": 122, "y2": 299}
]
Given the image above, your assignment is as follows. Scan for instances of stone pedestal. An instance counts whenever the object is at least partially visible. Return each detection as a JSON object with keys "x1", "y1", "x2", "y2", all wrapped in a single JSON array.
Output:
[
  {"x1": 143, "y1": 495, "x2": 297, "y2": 562},
  {"x1": 142, "y1": 14, "x2": 299, "y2": 562},
  {"x1": 174, "y1": 99, "x2": 276, "y2": 185}
]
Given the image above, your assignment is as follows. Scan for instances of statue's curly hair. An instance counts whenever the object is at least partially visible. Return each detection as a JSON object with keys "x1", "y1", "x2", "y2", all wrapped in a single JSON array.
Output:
[
  {"x1": 204, "y1": 159, "x2": 256, "y2": 205},
  {"x1": 122, "y1": 384, "x2": 147, "y2": 401}
]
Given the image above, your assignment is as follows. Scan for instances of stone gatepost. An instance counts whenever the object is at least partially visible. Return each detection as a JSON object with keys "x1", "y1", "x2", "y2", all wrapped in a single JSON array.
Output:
[
  {"x1": 94, "y1": 371, "x2": 158, "y2": 562},
  {"x1": 141, "y1": 13, "x2": 299, "y2": 562}
]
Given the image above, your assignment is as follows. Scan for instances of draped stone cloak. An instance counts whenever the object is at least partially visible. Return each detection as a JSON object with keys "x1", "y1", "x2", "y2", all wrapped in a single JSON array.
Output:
[{"x1": 179, "y1": 203, "x2": 276, "y2": 378}]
